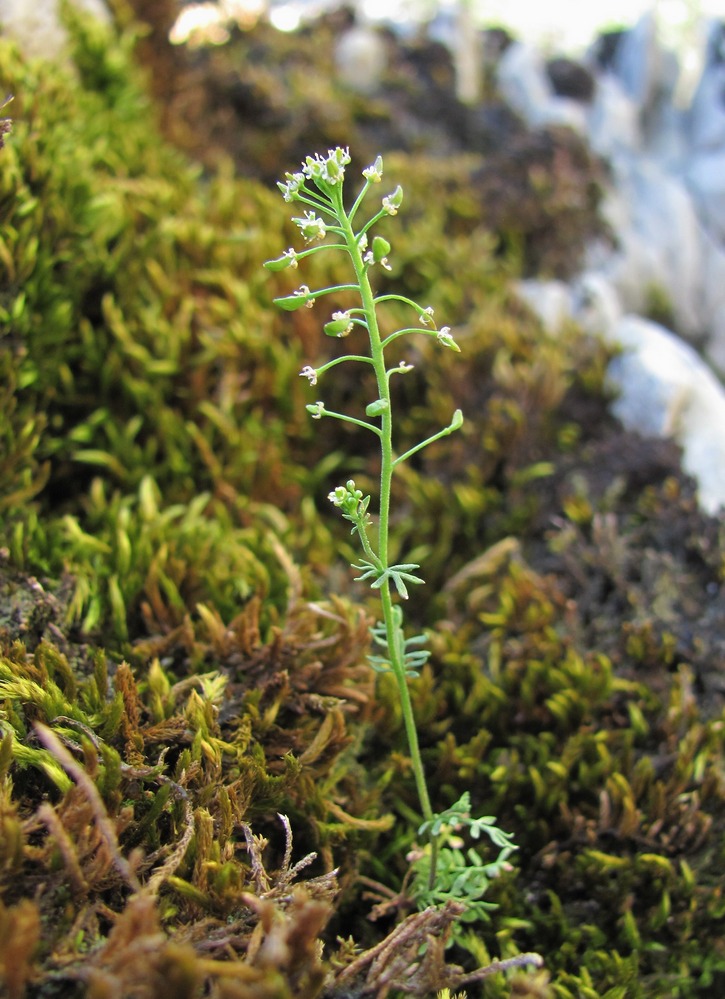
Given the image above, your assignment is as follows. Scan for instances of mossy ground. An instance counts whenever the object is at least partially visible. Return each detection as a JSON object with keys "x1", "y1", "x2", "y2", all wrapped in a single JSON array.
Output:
[{"x1": 0, "y1": 8, "x2": 724, "y2": 998}]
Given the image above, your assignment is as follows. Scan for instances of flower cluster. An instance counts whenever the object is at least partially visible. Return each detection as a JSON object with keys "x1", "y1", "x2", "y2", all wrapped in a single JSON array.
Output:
[
  {"x1": 304, "y1": 146, "x2": 350, "y2": 186},
  {"x1": 277, "y1": 148, "x2": 352, "y2": 201},
  {"x1": 328, "y1": 479, "x2": 373, "y2": 537},
  {"x1": 328, "y1": 479, "x2": 364, "y2": 512}
]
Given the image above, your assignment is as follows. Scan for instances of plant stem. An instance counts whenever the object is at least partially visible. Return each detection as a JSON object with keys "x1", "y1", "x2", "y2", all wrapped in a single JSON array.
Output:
[{"x1": 333, "y1": 186, "x2": 438, "y2": 882}]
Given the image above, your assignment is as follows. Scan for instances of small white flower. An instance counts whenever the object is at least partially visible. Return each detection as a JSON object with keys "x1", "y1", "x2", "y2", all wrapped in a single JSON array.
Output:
[
  {"x1": 302, "y1": 153, "x2": 326, "y2": 183},
  {"x1": 419, "y1": 306, "x2": 435, "y2": 326},
  {"x1": 284, "y1": 248, "x2": 298, "y2": 268},
  {"x1": 363, "y1": 155, "x2": 384, "y2": 183},
  {"x1": 331, "y1": 310, "x2": 354, "y2": 334},
  {"x1": 302, "y1": 148, "x2": 350, "y2": 187},
  {"x1": 292, "y1": 285, "x2": 315, "y2": 309},
  {"x1": 363, "y1": 250, "x2": 392, "y2": 271},
  {"x1": 277, "y1": 171, "x2": 305, "y2": 202},
  {"x1": 324, "y1": 312, "x2": 354, "y2": 337},
  {"x1": 293, "y1": 210, "x2": 326, "y2": 242},
  {"x1": 300, "y1": 365, "x2": 318, "y2": 386},
  {"x1": 382, "y1": 185, "x2": 403, "y2": 215},
  {"x1": 436, "y1": 326, "x2": 461, "y2": 352},
  {"x1": 323, "y1": 146, "x2": 350, "y2": 184},
  {"x1": 396, "y1": 360, "x2": 414, "y2": 373},
  {"x1": 406, "y1": 846, "x2": 426, "y2": 864},
  {"x1": 328, "y1": 485, "x2": 347, "y2": 506},
  {"x1": 307, "y1": 400, "x2": 325, "y2": 419}
]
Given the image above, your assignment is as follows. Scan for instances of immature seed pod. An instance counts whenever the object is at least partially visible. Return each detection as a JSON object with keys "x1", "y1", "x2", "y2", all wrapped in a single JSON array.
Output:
[
  {"x1": 274, "y1": 288, "x2": 311, "y2": 310},
  {"x1": 372, "y1": 236, "x2": 391, "y2": 263},
  {"x1": 264, "y1": 251, "x2": 297, "y2": 271},
  {"x1": 324, "y1": 317, "x2": 353, "y2": 337},
  {"x1": 365, "y1": 398, "x2": 389, "y2": 417}
]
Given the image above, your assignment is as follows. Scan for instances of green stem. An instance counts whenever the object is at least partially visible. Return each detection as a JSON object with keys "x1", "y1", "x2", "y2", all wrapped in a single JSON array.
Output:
[
  {"x1": 381, "y1": 328, "x2": 435, "y2": 349},
  {"x1": 315, "y1": 354, "x2": 375, "y2": 376},
  {"x1": 393, "y1": 411, "x2": 463, "y2": 468},
  {"x1": 333, "y1": 184, "x2": 437, "y2": 877},
  {"x1": 319, "y1": 408, "x2": 382, "y2": 437}
]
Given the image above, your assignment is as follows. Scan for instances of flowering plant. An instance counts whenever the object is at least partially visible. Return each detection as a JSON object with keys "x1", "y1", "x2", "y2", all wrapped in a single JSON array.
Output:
[{"x1": 265, "y1": 147, "x2": 516, "y2": 923}]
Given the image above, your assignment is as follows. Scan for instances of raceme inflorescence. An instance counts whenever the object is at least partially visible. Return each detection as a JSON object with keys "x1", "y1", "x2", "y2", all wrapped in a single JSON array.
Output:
[{"x1": 265, "y1": 147, "x2": 516, "y2": 924}]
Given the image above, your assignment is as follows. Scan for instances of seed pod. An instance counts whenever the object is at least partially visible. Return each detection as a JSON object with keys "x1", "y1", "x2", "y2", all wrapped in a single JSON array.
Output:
[{"x1": 365, "y1": 398, "x2": 389, "y2": 417}]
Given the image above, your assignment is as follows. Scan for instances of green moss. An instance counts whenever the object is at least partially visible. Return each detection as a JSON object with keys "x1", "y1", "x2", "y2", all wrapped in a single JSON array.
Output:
[
  {"x1": 1, "y1": 9, "x2": 724, "y2": 998},
  {"x1": 366, "y1": 497, "x2": 725, "y2": 996}
]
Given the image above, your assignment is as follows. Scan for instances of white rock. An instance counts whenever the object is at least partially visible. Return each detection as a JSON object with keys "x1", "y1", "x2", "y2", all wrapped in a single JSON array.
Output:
[
  {"x1": 686, "y1": 150, "x2": 725, "y2": 245},
  {"x1": 688, "y1": 68, "x2": 725, "y2": 151},
  {"x1": 335, "y1": 26, "x2": 387, "y2": 95},
  {"x1": 699, "y1": 225, "x2": 725, "y2": 373},
  {"x1": 588, "y1": 157, "x2": 711, "y2": 347},
  {"x1": 574, "y1": 273, "x2": 725, "y2": 514},
  {"x1": 496, "y1": 42, "x2": 550, "y2": 123},
  {"x1": 586, "y1": 75, "x2": 641, "y2": 158},
  {"x1": 519, "y1": 273, "x2": 725, "y2": 513},
  {"x1": 611, "y1": 12, "x2": 660, "y2": 108},
  {"x1": 688, "y1": 23, "x2": 725, "y2": 151},
  {"x1": 609, "y1": 11, "x2": 680, "y2": 145},
  {"x1": 0, "y1": 0, "x2": 110, "y2": 60},
  {"x1": 517, "y1": 278, "x2": 573, "y2": 334},
  {"x1": 496, "y1": 42, "x2": 587, "y2": 134},
  {"x1": 508, "y1": 15, "x2": 725, "y2": 515}
]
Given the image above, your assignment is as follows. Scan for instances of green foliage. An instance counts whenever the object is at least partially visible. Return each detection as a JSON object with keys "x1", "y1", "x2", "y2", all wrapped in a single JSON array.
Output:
[
  {"x1": 0, "y1": 9, "x2": 724, "y2": 998},
  {"x1": 0, "y1": 18, "x2": 317, "y2": 529},
  {"x1": 413, "y1": 792, "x2": 518, "y2": 925},
  {"x1": 367, "y1": 513, "x2": 725, "y2": 996},
  {"x1": 369, "y1": 605, "x2": 430, "y2": 678},
  {"x1": 0, "y1": 16, "x2": 342, "y2": 650}
]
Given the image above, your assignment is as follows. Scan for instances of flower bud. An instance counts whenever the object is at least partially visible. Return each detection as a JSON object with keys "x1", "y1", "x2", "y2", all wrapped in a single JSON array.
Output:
[
  {"x1": 372, "y1": 236, "x2": 391, "y2": 263},
  {"x1": 450, "y1": 408, "x2": 464, "y2": 430},
  {"x1": 382, "y1": 186, "x2": 403, "y2": 215},
  {"x1": 363, "y1": 155, "x2": 384, "y2": 182},
  {"x1": 277, "y1": 172, "x2": 305, "y2": 202}
]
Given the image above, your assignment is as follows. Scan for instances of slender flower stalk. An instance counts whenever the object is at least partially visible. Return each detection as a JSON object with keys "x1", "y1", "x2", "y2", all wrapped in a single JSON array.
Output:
[{"x1": 265, "y1": 148, "x2": 516, "y2": 918}]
